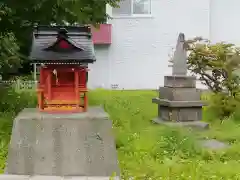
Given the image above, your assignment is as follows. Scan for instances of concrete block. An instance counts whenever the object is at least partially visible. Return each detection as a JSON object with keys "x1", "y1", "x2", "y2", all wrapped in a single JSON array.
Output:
[
  {"x1": 159, "y1": 87, "x2": 201, "y2": 101},
  {"x1": 152, "y1": 98, "x2": 206, "y2": 107},
  {"x1": 6, "y1": 107, "x2": 120, "y2": 177},
  {"x1": 155, "y1": 105, "x2": 203, "y2": 122},
  {"x1": 164, "y1": 75, "x2": 196, "y2": 88},
  {"x1": 0, "y1": 175, "x2": 121, "y2": 180},
  {"x1": 152, "y1": 117, "x2": 209, "y2": 130}
]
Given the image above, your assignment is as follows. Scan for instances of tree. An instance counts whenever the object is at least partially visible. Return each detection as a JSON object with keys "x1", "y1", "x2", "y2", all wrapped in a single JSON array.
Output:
[
  {"x1": 186, "y1": 37, "x2": 240, "y2": 118},
  {"x1": 0, "y1": 0, "x2": 120, "y2": 75},
  {"x1": 186, "y1": 37, "x2": 240, "y2": 95},
  {"x1": 169, "y1": 37, "x2": 240, "y2": 118}
]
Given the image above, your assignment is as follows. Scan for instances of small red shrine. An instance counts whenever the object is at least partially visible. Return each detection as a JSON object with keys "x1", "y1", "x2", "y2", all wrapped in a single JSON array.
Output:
[{"x1": 29, "y1": 25, "x2": 96, "y2": 112}]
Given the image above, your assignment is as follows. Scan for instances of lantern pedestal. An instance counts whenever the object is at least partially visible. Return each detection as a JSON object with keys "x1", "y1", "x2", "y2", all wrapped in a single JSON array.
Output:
[{"x1": 152, "y1": 75, "x2": 209, "y2": 130}]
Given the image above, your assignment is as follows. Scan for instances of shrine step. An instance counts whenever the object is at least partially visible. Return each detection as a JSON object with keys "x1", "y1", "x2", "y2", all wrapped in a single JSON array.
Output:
[
  {"x1": 43, "y1": 104, "x2": 85, "y2": 112},
  {"x1": 46, "y1": 102, "x2": 78, "y2": 105},
  {"x1": 0, "y1": 175, "x2": 120, "y2": 179},
  {"x1": 45, "y1": 98, "x2": 85, "y2": 105}
]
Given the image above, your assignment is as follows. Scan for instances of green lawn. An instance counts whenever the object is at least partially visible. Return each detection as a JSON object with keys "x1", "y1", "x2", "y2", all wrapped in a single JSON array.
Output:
[
  {"x1": 1, "y1": 89, "x2": 240, "y2": 179},
  {"x1": 88, "y1": 90, "x2": 240, "y2": 179}
]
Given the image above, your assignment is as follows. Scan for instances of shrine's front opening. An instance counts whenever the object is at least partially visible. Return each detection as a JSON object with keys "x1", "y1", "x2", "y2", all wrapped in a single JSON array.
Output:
[
  {"x1": 49, "y1": 67, "x2": 76, "y2": 103},
  {"x1": 38, "y1": 64, "x2": 88, "y2": 112}
]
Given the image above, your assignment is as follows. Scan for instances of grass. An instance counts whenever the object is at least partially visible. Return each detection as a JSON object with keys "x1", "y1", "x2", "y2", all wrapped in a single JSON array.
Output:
[
  {"x1": 1, "y1": 89, "x2": 240, "y2": 178},
  {"x1": 88, "y1": 90, "x2": 240, "y2": 179}
]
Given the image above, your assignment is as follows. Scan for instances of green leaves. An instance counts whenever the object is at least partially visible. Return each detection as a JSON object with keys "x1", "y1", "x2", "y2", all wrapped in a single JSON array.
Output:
[
  {"x1": 186, "y1": 38, "x2": 240, "y2": 93},
  {"x1": 0, "y1": 0, "x2": 120, "y2": 75},
  {"x1": 186, "y1": 38, "x2": 240, "y2": 118},
  {"x1": 0, "y1": 32, "x2": 22, "y2": 74}
]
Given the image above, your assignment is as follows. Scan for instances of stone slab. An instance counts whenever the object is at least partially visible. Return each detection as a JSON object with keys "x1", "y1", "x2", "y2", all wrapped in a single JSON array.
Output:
[
  {"x1": 152, "y1": 117, "x2": 209, "y2": 130},
  {"x1": 199, "y1": 139, "x2": 229, "y2": 150},
  {"x1": 157, "y1": 106, "x2": 203, "y2": 122},
  {"x1": 14, "y1": 107, "x2": 109, "y2": 121},
  {"x1": 0, "y1": 175, "x2": 120, "y2": 180},
  {"x1": 159, "y1": 87, "x2": 201, "y2": 101},
  {"x1": 172, "y1": 33, "x2": 187, "y2": 76},
  {"x1": 164, "y1": 75, "x2": 196, "y2": 88},
  {"x1": 5, "y1": 107, "x2": 120, "y2": 177},
  {"x1": 152, "y1": 98, "x2": 206, "y2": 107}
]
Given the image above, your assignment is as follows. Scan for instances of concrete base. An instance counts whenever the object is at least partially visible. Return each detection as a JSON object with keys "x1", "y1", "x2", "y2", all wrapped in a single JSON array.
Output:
[
  {"x1": 0, "y1": 175, "x2": 120, "y2": 180},
  {"x1": 5, "y1": 107, "x2": 120, "y2": 177},
  {"x1": 152, "y1": 117, "x2": 209, "y2": 130},
  {"x1": 164, "y1": 75, "x2": 196, "y2": 88}
]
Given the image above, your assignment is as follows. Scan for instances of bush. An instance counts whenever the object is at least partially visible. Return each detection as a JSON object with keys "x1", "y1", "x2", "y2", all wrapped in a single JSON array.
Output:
[
  {"x1": 187, "y1": 38, "x2": 240, "y2": 118},
  {"x1": 186, "y1": 37, "x2": 240, "y2": 94},
  {"x1": 207, "y1": 93, "x2": 240, "y2": 118},
  {"x1": 0, "y1": 86, "x2": 37, "y2": 114},
  {"x1": 0, "y1": 32, "x2": 22, "y2": 76},
  {"x1": 170, "y1": 37, "x2": 240, "y2": 119},
  {"x1": 0, "y1": 86, "x2": 36, "y2": 172}
]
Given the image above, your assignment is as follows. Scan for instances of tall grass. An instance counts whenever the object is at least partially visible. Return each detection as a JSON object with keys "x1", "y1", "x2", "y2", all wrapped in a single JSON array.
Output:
[
  {"x1": 0, "y1": 87, "x2": 36, "y2": 173},
  {"x1": 89, "y1": 90, "x2": 240, "y2": 179},
  {"x1": 0, "y1": 88, "x2": 240, "y2": 178}
]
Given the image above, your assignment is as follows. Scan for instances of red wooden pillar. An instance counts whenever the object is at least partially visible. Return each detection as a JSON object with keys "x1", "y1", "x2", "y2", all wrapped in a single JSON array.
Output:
[
  {"x1": 75, "y1": 70, "x2": 80, "y2": 110},
  {"x1": 47, "y1": 70, "x2": 52, "y2": 100},
  {"x1": 38, "y1": 66, "x2": 44, "y2": 110},
  {"x1": 83, "y1": 67, "x2": 88, "y2": 112},
  {"x1": 37, "y1": 89, "x2": 44, "y2": 110},
  {"x1": 39, "y1": 67, "x2": 44, "y2": 84},
  {"x1": 82, "y1": 68, "x2": 86, "y2": 88}
]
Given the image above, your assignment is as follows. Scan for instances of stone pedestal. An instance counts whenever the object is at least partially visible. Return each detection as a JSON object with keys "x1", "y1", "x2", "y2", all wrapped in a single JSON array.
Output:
[
  {"x1": 152, "y1": 75, "x2": 209, "y2": 129},
  {"x1": 5, "y1": 107, "x2": 120, "y2": 179}
]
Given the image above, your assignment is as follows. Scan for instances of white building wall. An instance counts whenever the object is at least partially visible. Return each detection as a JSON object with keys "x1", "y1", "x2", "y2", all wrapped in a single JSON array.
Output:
[
  {"x1": 88, "y1": 46, "x2": 111, "y2": 89},
  {"x1": 89, "y1": 0, "x2": 210, "y2": 89},
  {"x1": 210, "y1": 0, "x2": 240, "y2": 45}
]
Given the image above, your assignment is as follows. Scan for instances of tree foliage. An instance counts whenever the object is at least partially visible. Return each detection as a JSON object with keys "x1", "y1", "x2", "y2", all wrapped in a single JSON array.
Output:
[
  {"x1": 0, "y1": 32, "x2": 22, "y2": 74},
  {"x1": 0, "y1": 0, "x2": 120, "y2": 74},
  {"x1": 186, "y1": 37, "x2": 240, "y2": 95},
  {"x1": 186, "y1": 37, "x2": 240, "y2": 118},
  {"x1": 169, "y1": 37, "x2": 240, "y2": 118}
]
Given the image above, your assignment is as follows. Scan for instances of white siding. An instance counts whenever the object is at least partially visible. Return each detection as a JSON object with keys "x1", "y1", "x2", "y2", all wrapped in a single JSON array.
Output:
[
  {"x1": 88, "y1": 46, "x2": 111, "y2": 89},
  {"x1": 210, "y1": 0, "x2": 240, "y2": 45},
  {"x1": 89, "y1": 0, "x2": 210, "y2": 89}
]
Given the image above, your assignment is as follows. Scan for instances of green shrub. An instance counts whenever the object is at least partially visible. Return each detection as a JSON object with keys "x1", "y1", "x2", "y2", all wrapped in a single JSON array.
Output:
[
  {"x1": 207, "y1": 93, "x2": 240, "y2": 118},
  {"x1": 185, "y1": 38, "x2": 240, "y2": 119},
  {"x1": 0, "y1": 86, "x2": 36, "y2": 172},
  {"x1": 0, "y1": 32, "x2": 22, "y2": 76},
  {"x1": 0, "y1": 86, "x2": 37, "y2": 114}
]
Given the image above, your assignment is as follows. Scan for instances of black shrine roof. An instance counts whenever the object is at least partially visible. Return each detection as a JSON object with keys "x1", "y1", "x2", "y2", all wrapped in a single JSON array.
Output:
[{"x1": 29, "y1": 25, "x2": 96, "y2": 64}]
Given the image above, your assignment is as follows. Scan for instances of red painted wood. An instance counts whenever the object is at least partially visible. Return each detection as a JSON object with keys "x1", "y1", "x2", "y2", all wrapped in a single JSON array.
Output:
[
  {"x1": 39, "y1": 67, "x2": 44, "y2": 84},
  {"x1": 47, "y1": 72, "x2": 51, "y2": 99},
  {"x1": 75, "y1": 70, "x2": 80, "y2": 109},
  {"x1": 59, "y1": 40, "x2": 71, "y2": 49},
  {"x1": 91, "y1": 24, "x2": 112, "y2": 45},
  {"x1": 36, "y1": 65, "x2": 89, "y2": 113}
]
